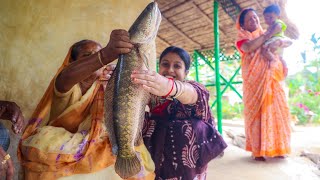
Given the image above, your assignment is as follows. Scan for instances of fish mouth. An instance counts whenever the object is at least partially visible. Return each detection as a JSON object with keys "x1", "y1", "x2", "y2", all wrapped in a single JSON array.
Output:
[
  {"x1": 132, "y1": 2, "x2": 161, "y2": 44},
  {"x1": 153, "y1": 2, "x2": 162, "y2": 33},
  {"x1": 144, "y1": 2, "x2": 161, "y2": 43}
]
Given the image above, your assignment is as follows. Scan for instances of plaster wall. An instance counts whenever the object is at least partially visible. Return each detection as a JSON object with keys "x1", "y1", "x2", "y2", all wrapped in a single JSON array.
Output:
[{"x1": 0, "y1": 0, "x2": 152, "y2": 178}]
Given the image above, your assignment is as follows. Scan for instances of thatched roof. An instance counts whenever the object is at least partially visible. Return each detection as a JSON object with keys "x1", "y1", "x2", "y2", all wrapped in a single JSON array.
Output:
[{"x1": 155, "y1": 0, "x2": 299, "y2": 56}]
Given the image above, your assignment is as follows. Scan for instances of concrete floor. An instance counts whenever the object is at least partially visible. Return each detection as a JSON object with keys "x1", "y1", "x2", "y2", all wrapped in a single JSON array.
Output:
[
  {"x1": 207, "y1": 123, "x2": 320, "y2": 180},
  {"x1": 6, "y1": 121, "x2": 320, "y2": 180}
]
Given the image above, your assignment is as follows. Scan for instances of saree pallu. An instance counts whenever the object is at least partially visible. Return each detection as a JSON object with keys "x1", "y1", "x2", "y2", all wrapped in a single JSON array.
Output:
[
  {"x1": 236, "y1": 26, "x2": 291, "y2": 157},
  {"x1": 18, "y1": 47, "x2": 154, "y2": 179}
]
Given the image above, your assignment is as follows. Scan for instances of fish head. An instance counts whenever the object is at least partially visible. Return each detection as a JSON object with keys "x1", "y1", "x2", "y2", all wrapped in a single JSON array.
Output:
[{"x1": 129, "y1": 2, "x2": 162, "y2": 44}]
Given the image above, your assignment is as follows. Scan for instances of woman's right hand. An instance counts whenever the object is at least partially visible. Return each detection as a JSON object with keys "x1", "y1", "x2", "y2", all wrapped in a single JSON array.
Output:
[
  {"x1": 101, "y1": 29, "x2": 134, "y2": 64},
  {"x1": 0, "y1": 101, "x2": 24, "y2": 134},
  {"x1": 0, "y1": 147, "x2": 14, "y2": 180},
  {"x1": 131, "y1": 70, "x2": 173, "y2": 97}
]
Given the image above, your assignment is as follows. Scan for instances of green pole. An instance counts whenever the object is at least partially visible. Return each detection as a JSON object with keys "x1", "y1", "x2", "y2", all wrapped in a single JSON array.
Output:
[
  {"x1": 194, "y1": 50, "x2": 200, "y2": 82},
  {"x1": 214, "y1": 0, "x2": 222, "y2": 134}
]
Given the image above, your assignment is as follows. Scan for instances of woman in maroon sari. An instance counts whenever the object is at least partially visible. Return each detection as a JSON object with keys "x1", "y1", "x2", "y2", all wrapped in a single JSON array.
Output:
[{"x1": 131, "y1": 46, "x2": 227, "y2": 180}]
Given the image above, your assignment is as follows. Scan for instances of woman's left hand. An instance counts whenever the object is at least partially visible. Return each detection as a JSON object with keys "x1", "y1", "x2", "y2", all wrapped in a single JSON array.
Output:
[
  {"x1": 101, "y1": 64, "x2": 116, "y2": 81},
  {"x1": 100, "y1": 64, "x2": 116, "y2": 90},
  {"x1": 131, "y1": 70, "x2": 173, "y2": 97}
]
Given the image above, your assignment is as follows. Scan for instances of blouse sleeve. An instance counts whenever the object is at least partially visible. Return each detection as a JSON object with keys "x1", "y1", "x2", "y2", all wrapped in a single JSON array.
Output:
[
  {"x1": 183, "y1": 81, "x2": 213, "y2": 124},
  {"x1": 49, "y1": 79, "x2": 82, "y2": 121},
  {"x1": 236, "y1": 39, "x2": 249, "y2": 54}
]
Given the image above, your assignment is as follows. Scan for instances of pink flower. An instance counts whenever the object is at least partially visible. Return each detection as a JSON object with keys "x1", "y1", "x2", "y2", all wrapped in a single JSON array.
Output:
[
  {"x1": 296, "y1": 103, "x2": 310, "y2": 113},
  {"x1": 297, "y1": 103, "x2": 303, "y2": 108}
]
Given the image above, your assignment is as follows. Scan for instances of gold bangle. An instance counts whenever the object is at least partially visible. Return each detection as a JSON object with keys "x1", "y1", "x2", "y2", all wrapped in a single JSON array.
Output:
[{"x1": 97, "y1": 51, "x2": 105, "y2": 67}]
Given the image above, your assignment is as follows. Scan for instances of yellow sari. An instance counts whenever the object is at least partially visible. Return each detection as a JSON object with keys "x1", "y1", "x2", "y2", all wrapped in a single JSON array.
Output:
[
  {"x1": 236, "y1": 15, "x2": 291, "y2": 157},
  {"x1": 18, "y1": 47, "x2": 154, "y2": 179}
]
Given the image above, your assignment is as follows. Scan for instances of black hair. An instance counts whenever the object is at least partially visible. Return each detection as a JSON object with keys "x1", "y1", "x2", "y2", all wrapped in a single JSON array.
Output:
[
  {"x1": 70, "y1": 39, "x2": 92, "y2": 61},
  {"x1": 159, "y1": 46, "x2": 191, "y2": 71},
  {"x1": 263, "y1": 4, "x2": 281, "y2": 16},
  {"x1": 238, "y1": 8, "x2": 255, "y2": 29}
]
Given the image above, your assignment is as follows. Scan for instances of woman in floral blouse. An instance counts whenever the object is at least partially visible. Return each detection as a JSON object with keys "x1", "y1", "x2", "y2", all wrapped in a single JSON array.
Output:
[{"x1": 131, "y1": 46, "x2": 227, "y2": 180}]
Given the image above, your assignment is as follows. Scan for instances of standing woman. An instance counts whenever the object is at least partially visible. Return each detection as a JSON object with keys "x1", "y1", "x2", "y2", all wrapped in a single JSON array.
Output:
[
  {"x1": 131, "y1": 46, "x2": 227, "y2": 180},
  {"x1": 235, "y1": 8, "x2": 291, "y2": 161}
]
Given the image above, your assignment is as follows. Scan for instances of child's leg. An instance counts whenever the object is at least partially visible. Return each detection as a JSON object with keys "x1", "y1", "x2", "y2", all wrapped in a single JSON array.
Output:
[
  {"x1": 269, "y1": 38, "x2": 292, "y2": 50},
  {"x1": 280, "y1": 37, "x2": 293, "y2": 48},
  {"x1": 268, "y1": 39, "x2": 282, "y2": 50}
]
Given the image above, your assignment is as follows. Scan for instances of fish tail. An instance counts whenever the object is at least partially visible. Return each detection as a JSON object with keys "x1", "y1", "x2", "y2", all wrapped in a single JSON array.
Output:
[{"x1": 115, "y1": 155, "x2": 141, "y2": 179}]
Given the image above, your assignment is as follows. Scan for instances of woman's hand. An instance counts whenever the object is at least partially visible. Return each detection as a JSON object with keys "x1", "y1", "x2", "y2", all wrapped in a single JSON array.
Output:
[
  {"x1": 100, "y1": 64, "x2": 116, "y2": 90},
  {"x1": 0, "y1": 101, "x2": 24, "y2": 134},
  {"x1": 0, "y1": 147, "x2": 14, "y2": 180},
  {"x1": 131, "y1": 70, "x2": 173, "y2": 97},
  {"x1": 101, "y1": 29, "x2": 134, "y2": 64}
]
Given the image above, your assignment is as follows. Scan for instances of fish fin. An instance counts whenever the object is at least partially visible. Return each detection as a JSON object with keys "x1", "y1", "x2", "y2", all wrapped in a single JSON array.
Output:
[
  {"x1": 134, "y1": 94, "x2": 150, "y2": 147},
  {"x1": 136, "y1": 47, "x2": 150, "y2": 70},
  {"x1": 104, "y1": 70, "x2": 118, "y2": 155},
  {"x1": 115, "y1": 155, "x2": 141, "y2": 179},
  {"x1": 112, "y1": 145, "x2": 118, "y2": 155},
  {"x1": 134, "y1": 133, "x2": 143, "y2": 146},
  {"x1": 142, "y1": 51, "x2": 150, "y2": 70}
]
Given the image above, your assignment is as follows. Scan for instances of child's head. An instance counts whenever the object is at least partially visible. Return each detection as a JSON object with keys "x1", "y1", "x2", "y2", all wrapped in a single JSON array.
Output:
[{"x1": 263, "y1": 4, "x2": 281, "y2": 26}]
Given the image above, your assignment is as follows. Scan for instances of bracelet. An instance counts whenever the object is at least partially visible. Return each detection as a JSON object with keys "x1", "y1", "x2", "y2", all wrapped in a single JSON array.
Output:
[
  {"x1": 170, "y1": 81, "x2": 178, "y2": 98},
  {"x1": 173, "y1": 81, "x2": 185, "y2": 99},
  {"x1": 97, "y1": 51, "x2": 105, "y2": 67},
  {"x1": 162, "y1": 78, "x2": 174, "y2": 98}
]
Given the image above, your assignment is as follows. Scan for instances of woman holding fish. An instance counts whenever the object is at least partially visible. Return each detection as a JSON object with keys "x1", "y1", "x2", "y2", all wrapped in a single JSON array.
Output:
[
  {"x1": 132, "y1": 46, "x2": 228, "y2": 180},
  {"x1": 18, "y1": 29, "x2": 155, "y2": 179}
]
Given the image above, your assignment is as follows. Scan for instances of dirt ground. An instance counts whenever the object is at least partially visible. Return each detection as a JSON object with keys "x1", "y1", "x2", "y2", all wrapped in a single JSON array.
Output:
[{"x1": 206, "y1": 121, "x2": 320, "y2": 180}]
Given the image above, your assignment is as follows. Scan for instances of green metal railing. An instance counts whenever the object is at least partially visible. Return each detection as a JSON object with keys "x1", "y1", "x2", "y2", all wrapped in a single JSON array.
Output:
[
  {"x1": 157, "y1": 1, "x2": 243, "y2": 134},
  {"x1": 213, "y1": 1, "x2": 223, "y2": 133},
  {"x1": 192, "y1": 48, "x2": 242, "y2": 134}
]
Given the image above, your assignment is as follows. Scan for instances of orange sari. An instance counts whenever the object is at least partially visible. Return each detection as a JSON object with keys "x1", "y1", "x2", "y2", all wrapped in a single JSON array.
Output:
[
  {"x1": 18, "y1": 47, "x2": 154, "y2": 179},
  {"x1": 236, "y1": 20, "x2": 291, "y2": 157}
]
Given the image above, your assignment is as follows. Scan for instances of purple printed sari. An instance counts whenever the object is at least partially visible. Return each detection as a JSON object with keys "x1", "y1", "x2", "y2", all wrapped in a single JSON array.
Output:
[{"x1": 143, "y1": 81, "x2": 227, "y2": 180}]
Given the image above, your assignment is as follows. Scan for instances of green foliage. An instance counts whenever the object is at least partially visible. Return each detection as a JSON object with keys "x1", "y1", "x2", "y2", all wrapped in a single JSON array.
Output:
[
  {"x1": 217, "y1": 99, "x2": 243, "y2": 119},
  {"x1": 286, "y1": 33, "x2": 320, "y2": 125},
  {"x1": 186, "y1": 35, "x2": 320, "y2": 124},
  {"x1": 288, "y1": 89, "x2": 320, "y2": 124},
  {"x1": 188, "y1": 49, "x2": 243, "y2": 120}
]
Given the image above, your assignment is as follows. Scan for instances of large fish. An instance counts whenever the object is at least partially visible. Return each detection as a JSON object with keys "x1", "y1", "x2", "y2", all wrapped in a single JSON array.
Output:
[{"x1": 104, "y1": 2, "x2": 161, "y2": 179}]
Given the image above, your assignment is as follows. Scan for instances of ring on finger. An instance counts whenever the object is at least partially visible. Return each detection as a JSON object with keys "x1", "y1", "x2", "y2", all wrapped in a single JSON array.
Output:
[{"x1": 1, "y1": 154, "x2": 10, "y2": 165}]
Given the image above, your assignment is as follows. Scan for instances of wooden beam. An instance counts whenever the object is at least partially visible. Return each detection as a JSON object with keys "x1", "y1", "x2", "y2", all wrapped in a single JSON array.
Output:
[
  {"x1": 161, "y1": 0, "x2": 194, "y2": 14},
  {"x1": 190, "y1": 2, "x2": 227, "y2": 37},
  {"x1": 156, "y1": 36, "x2": 171, "y2": 47},
  {"x1": 253, "y1": 0, "x2": 263, "y2": 10},
  {"x1": 162, "y1": 16, "x2": 201, "y2": 49}
]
